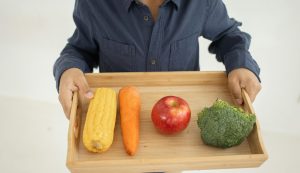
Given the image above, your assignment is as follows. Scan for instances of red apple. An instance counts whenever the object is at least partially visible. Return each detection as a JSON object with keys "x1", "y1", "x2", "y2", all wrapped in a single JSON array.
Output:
[{"x1": 151, "y1": 96, "x2": 191, "y2": 134}]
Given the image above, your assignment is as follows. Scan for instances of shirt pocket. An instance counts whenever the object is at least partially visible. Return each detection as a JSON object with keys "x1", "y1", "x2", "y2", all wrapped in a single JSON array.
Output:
[
  {"x1": 169, "y1": 33, "x2": 199, "y2": 71},
  {"x1": 99, "y1": 38, "x2": 136, "y2": 72}
]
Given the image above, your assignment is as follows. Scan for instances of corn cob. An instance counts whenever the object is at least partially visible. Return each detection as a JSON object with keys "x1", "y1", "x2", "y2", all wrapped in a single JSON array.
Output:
[{"x1": 83, "y1": 88, "x2": 117, "y2": 153}]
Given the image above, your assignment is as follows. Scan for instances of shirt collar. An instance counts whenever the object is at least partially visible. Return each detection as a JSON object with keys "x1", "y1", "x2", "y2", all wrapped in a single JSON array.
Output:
[
  {"x1": 163, "y1": 0, "x2": 181, "y2": 10},
  {"x1": 123, "y1": 0, "x2": 181, "y2": 12},
  {"x1": 123, "y1": 0, "x2": 134, "y2": 11}
]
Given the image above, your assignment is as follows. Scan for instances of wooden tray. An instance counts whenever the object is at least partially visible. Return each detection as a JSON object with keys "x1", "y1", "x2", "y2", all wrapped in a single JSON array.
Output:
[{"x1": 66, "y1": 72, "x2": 268, "y2": 173}]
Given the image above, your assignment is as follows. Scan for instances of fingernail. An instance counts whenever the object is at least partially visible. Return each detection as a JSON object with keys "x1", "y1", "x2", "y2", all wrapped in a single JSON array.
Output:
[
  {"x1": 235, "y1": 99, "x2": 243, "y2": 105},
  {"x1": 85, "y1": 91, "x2": 93, "y2": 99}
]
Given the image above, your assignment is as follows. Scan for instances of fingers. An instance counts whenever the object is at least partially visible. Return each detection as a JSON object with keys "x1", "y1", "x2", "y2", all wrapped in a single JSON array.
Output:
[
  {"x1": 228, "y1": 68, "x2": 261, "y2": 105},
  {"x1": 244, "y1": 77, "x2": 261, "y2": 102},
  {"x1": 59, "y1": 85, "x2": 78, "y2": 119},
  {"x1": 228, "y1": 77, "x2": 243, "y2": 105},
  {"x1": 74, "y1": 74, "x2": 94, "y2": 99},
  {"x1": 58, "y1": 68, "x2": 93, "y2": 119}
]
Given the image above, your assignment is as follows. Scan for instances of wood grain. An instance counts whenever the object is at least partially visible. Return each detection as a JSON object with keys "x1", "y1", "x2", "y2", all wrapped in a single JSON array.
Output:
[
  {"x1": 66, "y1": 71, "x2": 268, "y2": 173},
  {"x1": 242, "y1": 88, "x2": 255, "y2": 114}
]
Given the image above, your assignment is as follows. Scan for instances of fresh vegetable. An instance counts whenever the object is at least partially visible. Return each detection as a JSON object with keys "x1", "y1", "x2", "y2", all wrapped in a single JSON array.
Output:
[
  {"x1": 83, "y1": 88, "x2": 117, "y2": 153},
  {"x1": 197, "y1": 99, "x2": 256, "y2": 148},
  {"x1": 119, "y1": 86, "x2": 141, "y2": 156},
  {"x1": 151, "y1": 96, "x2": 191, "y2": 134}
]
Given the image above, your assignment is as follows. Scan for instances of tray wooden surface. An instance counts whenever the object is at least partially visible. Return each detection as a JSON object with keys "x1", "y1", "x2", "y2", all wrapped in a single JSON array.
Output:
[{"x1": 67, "y1": 71, "x2": 268, "y2": 173}]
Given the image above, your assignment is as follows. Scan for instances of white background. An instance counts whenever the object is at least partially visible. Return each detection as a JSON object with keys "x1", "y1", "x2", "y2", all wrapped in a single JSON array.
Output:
[{"x1": 0, "y1": 0, "x2": 300, "y2": 172}]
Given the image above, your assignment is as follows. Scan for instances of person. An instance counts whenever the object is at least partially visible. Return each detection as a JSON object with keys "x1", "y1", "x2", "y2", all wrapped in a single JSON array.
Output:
[{"x1": 53, "y1": 0, "x2": 261, "y2": 119}]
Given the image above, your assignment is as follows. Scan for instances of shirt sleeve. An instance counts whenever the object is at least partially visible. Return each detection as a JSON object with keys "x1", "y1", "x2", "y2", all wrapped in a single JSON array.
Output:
[
  {"x1": 202, "y1": 0, "x2": 260, "y2": 81},
  {"x1": 53, "y1": 0, "x2": 99, "y2": 91}
]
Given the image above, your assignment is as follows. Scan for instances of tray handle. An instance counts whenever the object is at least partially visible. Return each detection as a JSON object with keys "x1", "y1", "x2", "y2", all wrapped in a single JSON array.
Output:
[
  {"x1": 241, "y1": 89, "x2": 268, "y2": 156},
  {"x1": 241, "y1": 88, "x2": 255, "y2": 114},
  {"x1": 69, "y1": 91, "x2": 80, "y2": 139}
]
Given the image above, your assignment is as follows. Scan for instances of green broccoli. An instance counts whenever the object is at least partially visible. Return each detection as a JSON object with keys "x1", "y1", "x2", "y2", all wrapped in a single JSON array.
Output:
[{"x1": 197, "y1": 99, "x2": 256, "y2": 148}]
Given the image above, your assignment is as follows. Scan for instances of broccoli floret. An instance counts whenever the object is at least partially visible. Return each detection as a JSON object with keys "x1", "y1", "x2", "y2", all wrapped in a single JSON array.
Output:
[{"x1": 197, "y1": 99, "x2": 256, "y2": 148}]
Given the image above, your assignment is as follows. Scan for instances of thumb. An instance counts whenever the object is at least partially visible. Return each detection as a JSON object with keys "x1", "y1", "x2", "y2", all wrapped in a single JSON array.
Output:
[
  {"x1": 74, "y1": 75, "x2": 93, "y2": 99},
  {"x1": 228, "y1": 79, "x2": 243, "y2": 105}
]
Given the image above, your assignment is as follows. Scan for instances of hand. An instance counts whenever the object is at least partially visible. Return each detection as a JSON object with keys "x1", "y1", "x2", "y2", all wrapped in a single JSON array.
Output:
[
  {"x1": 58, "y1": 68, "x2": 93, "y2": 119},
  {"x1": 228, "y1": 68, "x2": 261, "y2": 105}
]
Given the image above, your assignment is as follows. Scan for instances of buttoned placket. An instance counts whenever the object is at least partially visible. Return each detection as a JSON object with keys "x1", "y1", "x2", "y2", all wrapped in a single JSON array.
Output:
[{"x1": 138, "y1": 5, "x2": 166, "y2": 71}]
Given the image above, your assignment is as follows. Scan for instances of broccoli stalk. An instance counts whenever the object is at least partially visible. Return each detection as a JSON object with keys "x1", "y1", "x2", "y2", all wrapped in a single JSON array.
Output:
[{"x1": 197, "y1": 99, "x2": 256, "y2": 148}]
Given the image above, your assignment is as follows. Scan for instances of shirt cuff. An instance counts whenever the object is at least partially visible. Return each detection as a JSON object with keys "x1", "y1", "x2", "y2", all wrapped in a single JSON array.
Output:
[
  {"x1": 223, "y1": 49, "x2": 261, "y2": 82},
  {"x1": 53, "y1": 56, "x2": 91, "y2": 92}
]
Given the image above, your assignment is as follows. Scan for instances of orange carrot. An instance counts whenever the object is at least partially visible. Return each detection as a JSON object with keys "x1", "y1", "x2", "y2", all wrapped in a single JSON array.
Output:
[{"x1": 119, "y1": 86, "x2": 141, "y2": 156}]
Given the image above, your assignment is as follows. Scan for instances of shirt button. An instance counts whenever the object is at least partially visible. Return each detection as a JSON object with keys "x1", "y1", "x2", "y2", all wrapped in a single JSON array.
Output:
[
  {"x1": 151, "y1": 59, "x2": 156, "y2": 65},
  {"x1": 144, "y1": 16, "x2": 149, "y2": 21}
]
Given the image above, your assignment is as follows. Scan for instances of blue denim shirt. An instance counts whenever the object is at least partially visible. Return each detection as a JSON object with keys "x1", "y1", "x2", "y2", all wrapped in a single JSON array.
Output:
[{"x1": 54, "y1": 0, "x2": 260, "y2": 90}]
